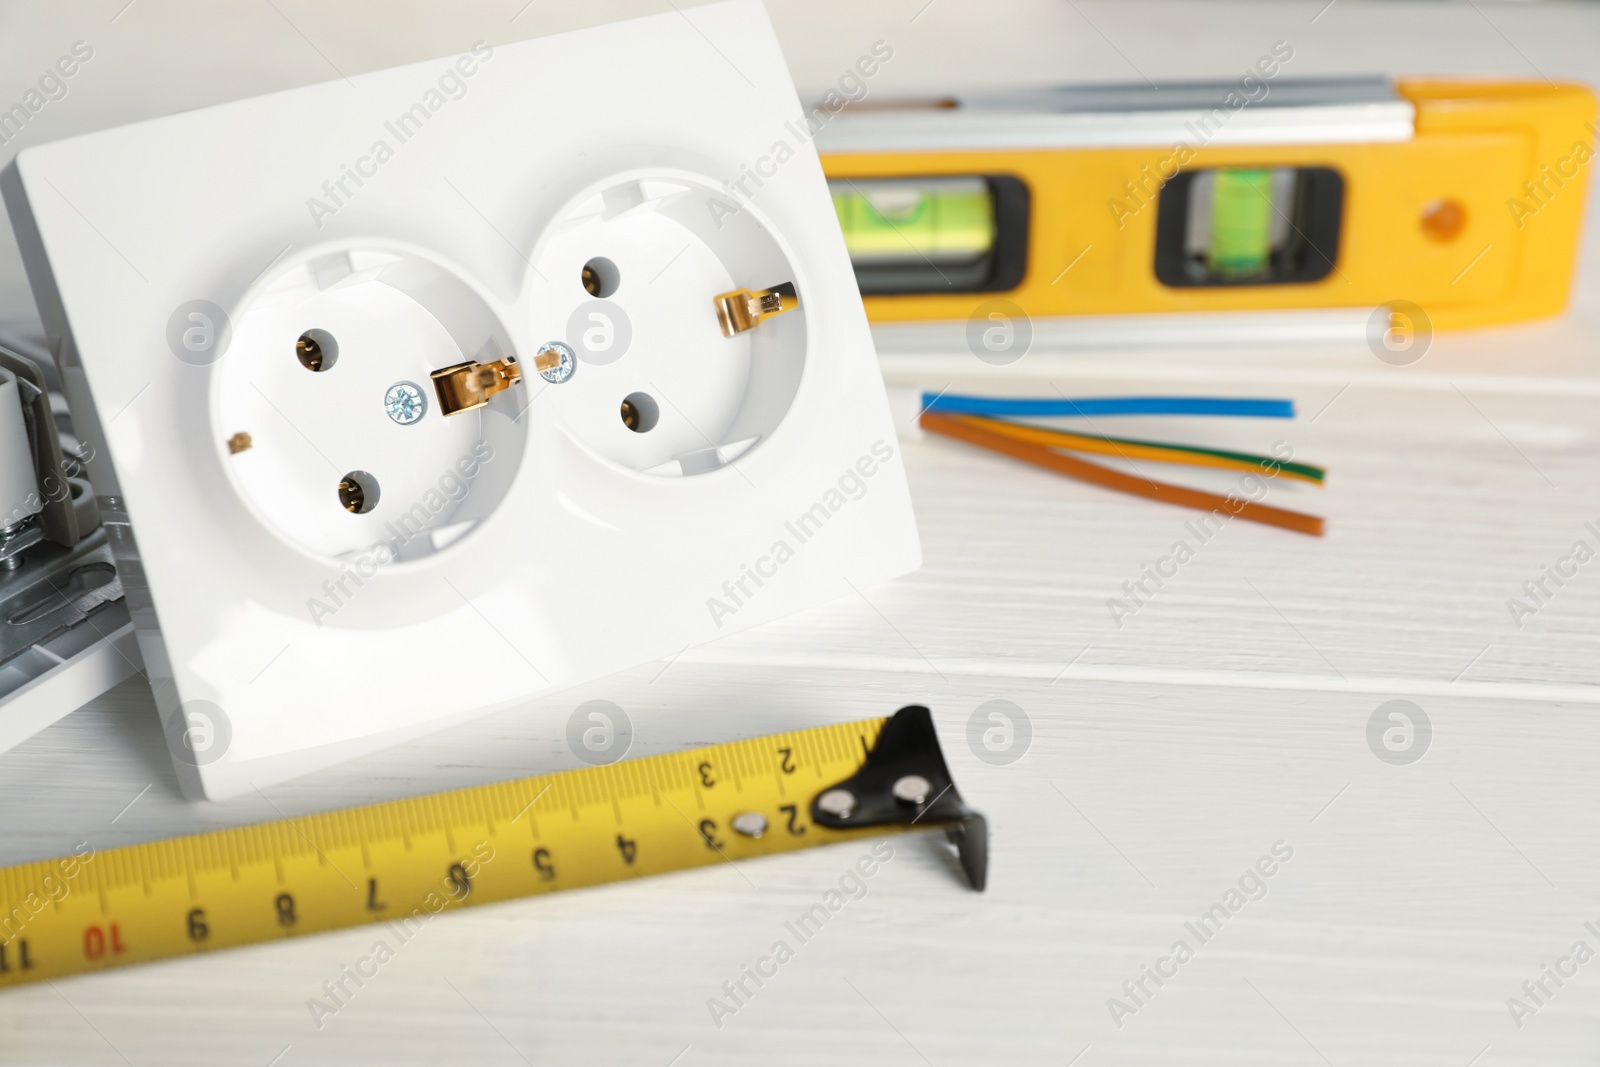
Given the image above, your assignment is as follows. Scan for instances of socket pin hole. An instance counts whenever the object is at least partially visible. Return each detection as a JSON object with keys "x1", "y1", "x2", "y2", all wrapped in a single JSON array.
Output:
[
  {"x1": 620, "y1": 392, "x2": 659, "y2": 433},
  {"x1": 338, "y1": 470, "x2": 380, "y2": 514},
  {"x1": 581, "y1": 257, "x2": 620, "y2": 298},
  {"x1": 297, "y1": 329, "x2": 338, "y2": 372}
]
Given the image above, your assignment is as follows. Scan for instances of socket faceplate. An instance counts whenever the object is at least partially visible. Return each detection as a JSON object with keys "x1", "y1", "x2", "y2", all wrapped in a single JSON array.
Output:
[{"x1": 3, "y1": 0, "x2": 919, "y2": 799}]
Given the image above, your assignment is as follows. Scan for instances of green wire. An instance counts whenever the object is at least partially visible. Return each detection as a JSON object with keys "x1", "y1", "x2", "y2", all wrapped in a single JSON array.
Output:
[{"x1": 1017, "y1": 422, "x2": 1326, "y2": 483}]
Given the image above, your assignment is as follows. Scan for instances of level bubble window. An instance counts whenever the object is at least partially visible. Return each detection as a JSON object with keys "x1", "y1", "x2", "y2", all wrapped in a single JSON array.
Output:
[
  {"x1": 829, "y1": 175, "x2": 1030, "y2": 295},
  {"x1": 1153, "y1": 166, "x2": 1345, "y2": 287}
]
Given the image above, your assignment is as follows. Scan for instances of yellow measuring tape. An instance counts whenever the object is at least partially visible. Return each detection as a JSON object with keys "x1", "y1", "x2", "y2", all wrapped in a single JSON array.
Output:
[{"x1": 0, "y1": 706, "x2": 984, "y2": 988}]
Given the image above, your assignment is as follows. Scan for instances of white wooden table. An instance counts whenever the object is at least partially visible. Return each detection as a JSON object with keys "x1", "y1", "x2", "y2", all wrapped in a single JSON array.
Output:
[{"x1": 2, "y1": 2, "x2": 1599, "y2": 1064}]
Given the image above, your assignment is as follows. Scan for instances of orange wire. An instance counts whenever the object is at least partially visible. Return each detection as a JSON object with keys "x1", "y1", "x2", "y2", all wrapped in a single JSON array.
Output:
[
  {"x1": 955, "y1": 415, "x2": 1325, "y2": 485},
  {"x1": 922, "y1": 411, "x2": 1325, "y2": 537}
]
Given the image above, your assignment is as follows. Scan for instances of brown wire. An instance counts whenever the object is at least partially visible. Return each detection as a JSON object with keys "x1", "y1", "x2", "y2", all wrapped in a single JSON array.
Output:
[{"x1": 921, "y1": 411, "x2": 1325, "y2": 537}]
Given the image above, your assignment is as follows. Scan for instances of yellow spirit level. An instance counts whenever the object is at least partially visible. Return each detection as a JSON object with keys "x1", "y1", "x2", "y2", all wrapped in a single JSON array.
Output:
[{"x1": 819, "y1": 76, "x2": 1596, "y2": 331}]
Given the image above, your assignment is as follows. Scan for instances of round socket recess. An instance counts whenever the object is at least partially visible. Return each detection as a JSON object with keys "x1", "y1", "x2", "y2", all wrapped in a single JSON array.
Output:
[
  {"x1": 215, "y1": 248, "x2": 526, "y2": 563},
  {"x1": 528, "y1": 172, "x2": 807, "y2": 477}
]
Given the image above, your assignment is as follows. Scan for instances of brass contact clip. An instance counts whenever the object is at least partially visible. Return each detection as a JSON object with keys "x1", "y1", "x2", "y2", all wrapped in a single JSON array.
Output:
[
  {"x1": 430, "y1": 356, "x2": 522, "y2": 416},
  {"x1": 714, "y1": 282, "x2": 798, "y2": 337}
]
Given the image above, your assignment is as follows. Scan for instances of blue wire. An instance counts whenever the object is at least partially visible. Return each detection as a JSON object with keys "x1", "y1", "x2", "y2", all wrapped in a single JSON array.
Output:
[{"x1": 923, "y1": 393, "x2": 1296, "y2": 419}]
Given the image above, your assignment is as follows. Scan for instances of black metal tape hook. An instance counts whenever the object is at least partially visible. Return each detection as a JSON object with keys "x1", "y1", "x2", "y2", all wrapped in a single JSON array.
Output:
[{"x1": 809, "y1": 705, "x2": 988, "y2": 891}]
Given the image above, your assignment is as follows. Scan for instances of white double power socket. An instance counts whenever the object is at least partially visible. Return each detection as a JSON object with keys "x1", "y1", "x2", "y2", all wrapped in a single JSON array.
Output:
[{"x1": 1, "y1": 0, "x2": 920, "y2": 799}]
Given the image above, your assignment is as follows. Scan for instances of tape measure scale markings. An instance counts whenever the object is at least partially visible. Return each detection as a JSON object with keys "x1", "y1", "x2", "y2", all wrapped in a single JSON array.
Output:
[{"x1": 0, "y1": 706, "x2": 985, "y2": 988}]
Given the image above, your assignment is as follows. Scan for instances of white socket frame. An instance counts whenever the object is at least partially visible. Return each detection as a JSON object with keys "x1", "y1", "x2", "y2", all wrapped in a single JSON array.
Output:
[{"x1": 1, "y1": 0, "x2": 920, "y2": 799}]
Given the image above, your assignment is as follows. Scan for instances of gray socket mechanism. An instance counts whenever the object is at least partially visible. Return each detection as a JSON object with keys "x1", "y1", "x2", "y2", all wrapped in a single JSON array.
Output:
[{"x1": 0, "y1": 341, "x2": 128, "y2": 745}]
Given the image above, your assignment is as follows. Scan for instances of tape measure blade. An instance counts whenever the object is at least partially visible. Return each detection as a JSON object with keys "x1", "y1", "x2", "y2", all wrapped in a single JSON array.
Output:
[{"x1": 0, "y1": 717, "x2": 889, "y2": 988}]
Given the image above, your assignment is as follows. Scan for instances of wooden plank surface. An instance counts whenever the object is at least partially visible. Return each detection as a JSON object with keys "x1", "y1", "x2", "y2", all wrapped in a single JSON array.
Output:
[{"x1": 2, "y1": 0, "x2": 1599, "y2": 1064}]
